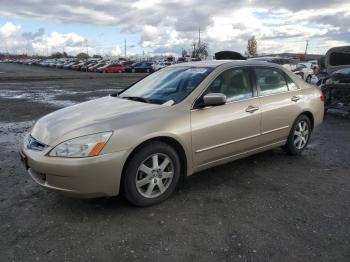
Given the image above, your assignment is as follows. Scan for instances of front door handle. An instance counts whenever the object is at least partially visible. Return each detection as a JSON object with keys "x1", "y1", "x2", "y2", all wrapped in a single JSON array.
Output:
[
  {"x1": 245, "y1": 105, "x2": 259, "y2": 113},
  {"x1": 291, "y1": 95, "x2": 301, "y2": 102}
]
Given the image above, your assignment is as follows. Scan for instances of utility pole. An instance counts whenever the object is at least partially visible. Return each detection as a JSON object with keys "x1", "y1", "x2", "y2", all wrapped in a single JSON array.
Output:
[
  {"x1": 198, "y1": 26, "x2": 201, "y2": 46},
  {"x1": 86, "y1": 40, "x2": 89, "y2": 57},
  {"x1": 304, "y1": 40, "x2": 309, "y2": 58},
  {"x1": 124, "y1": 39, "x2": 126, "y2": 57}
]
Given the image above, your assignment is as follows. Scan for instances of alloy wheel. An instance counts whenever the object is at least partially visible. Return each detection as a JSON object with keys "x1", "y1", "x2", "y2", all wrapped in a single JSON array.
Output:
[
  {"x1": 135, "y1": 153, "x2": 174, "y2": 198},
  {"x1": 293, "y1": 120, "x2": 309, "y2": 149}
]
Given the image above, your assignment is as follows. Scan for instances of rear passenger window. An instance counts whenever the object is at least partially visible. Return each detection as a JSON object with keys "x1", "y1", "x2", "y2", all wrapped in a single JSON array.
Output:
[
  {"x1": 255, "y1": 67, "x2": 288, "y2": 95},
  {"x1": 285, "y1": 75, "x2": 299, "y2": 91}
]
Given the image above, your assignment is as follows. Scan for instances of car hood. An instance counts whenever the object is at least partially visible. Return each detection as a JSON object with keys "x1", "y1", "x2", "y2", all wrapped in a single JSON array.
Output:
[{"x1": 30, "y1": 96, "x2": 162, "y2": 145}]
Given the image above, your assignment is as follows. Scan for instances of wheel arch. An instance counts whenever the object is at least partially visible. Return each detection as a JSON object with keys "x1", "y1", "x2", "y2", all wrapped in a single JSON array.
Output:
[
  {"x1": 120, "y1": 136, "x2": 188, "y2": 191},
  {"x1": 298, "y1": 111, "x2": 314, "y2": 130}
]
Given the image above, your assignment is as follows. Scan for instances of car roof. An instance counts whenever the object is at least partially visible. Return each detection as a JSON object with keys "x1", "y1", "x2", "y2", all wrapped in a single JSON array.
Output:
[{"x1": 170, "y1": 60, "x2": 279, "y2": 68}]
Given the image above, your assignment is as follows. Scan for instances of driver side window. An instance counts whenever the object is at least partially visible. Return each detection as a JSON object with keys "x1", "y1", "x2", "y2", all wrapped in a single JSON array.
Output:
[{"x1": 206, "y1": 68, "x2": 253, "y2": 103}]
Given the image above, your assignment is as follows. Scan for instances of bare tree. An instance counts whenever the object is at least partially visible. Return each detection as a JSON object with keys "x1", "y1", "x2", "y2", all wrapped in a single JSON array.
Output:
[
  {"x1": 247, "y1": 36, "x2": 257, "y2": 57},
  {"x1": 76, "y1": 52, "x2": 89, "y2": 60},
  {"x1": 192, "y1": 42, "x2": 209, "y2": 60},
  {"x1": 51, "y1": 52, "x2": 68, "y2": 59}
]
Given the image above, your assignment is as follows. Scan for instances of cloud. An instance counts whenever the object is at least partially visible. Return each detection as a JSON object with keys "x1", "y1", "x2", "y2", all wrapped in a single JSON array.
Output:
[
  {"x1": 31, "y1": 32, "x2": 86, "y2": 54},
  {"x1": 0, "y1": 22, "x2": 23, "y2": 52},
  {"x1": 0, "y1": 21, "x2": 89, "y2": 55},
  {"x1": 111, "y1": 45, "x2": 122, "y2": 56},
  {"x1": 22, "y1": 28, "x2": 45, "y2": 40},
  {"x1": 0, "y1": 1, "x2": 350, "y2": 55},
  {"x1": 0, "y1": 21, "x2": 21, "y2": 38}
]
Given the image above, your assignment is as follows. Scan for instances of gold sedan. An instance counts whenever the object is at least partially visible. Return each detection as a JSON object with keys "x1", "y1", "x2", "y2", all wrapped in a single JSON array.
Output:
[{"x1": 20, "y1": 60, "x2": 324, "y2": 206}]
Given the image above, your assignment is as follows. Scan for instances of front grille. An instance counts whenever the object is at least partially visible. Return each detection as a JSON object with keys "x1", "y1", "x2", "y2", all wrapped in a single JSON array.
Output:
[{"x1": 27, "y1": 135, "x2": 48, "y2": 151}]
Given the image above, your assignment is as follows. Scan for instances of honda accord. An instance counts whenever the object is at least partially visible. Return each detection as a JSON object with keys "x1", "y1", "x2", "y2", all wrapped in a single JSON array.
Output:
[{"x1": 20, "y1": 60, "x2": 324, "y2": 206}]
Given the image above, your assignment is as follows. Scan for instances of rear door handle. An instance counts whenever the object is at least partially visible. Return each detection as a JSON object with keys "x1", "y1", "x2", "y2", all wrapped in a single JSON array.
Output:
[
  {"x1": 291, "y1": 96, "x2": 301, "y2": 102},
  {"x1": 245, "y1": 105, "x2": 259, "y2": 113}
]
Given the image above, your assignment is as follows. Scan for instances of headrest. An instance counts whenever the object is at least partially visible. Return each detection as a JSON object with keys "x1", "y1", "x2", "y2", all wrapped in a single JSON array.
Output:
[
  {"x1": 265, "y1": 76, "x2": 279, "y2": 85},
  {"x1": 231, "y1": 74, "x2": 244, "y2": 87}
]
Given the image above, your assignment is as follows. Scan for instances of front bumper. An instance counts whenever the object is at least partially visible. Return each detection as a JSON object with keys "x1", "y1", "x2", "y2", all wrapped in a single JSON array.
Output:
[{"x1": 19, "y1": 144, "x2": 127, "y2": 198}]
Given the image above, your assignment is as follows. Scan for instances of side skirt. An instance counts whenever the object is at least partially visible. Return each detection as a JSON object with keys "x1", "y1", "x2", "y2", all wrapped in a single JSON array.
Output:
[{"x1": 189, "y1": 140, "x2": 286, "y2": 175}]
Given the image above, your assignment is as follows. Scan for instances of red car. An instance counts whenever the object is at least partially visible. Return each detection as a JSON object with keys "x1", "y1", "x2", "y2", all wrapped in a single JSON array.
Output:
[
  {"x1": 89, "y1": 63, "x2": 106, "y2": 72},
  {"x1": 96, "y1": 63, "x2": 127, "y2": 73}
]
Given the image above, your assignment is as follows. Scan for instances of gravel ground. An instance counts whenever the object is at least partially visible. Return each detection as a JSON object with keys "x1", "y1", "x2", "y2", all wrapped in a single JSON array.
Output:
[
  {"x1": 0, "y1": 65, "x2": 349, "y2": 262},
  {"x1": 0, "y1": 63, "x2": 147, "y2": 81}
]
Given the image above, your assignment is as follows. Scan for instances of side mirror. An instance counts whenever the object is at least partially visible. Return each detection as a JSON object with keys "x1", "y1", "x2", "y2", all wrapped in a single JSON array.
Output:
[
  {"x1": 202, "y1": 93, "x2": 227, "y2": 107},
  {"x1": 110, "y1": 88, "x2": 125, "y2": 97}
]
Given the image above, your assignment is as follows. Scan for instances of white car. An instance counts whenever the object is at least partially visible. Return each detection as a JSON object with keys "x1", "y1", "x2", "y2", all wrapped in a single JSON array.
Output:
[
  {"x1": 152, "y1": 62, "x2": 172, "y2": 71},
  {"x1": 293, "y1": 62, "x2": 315, "y2": 83}
]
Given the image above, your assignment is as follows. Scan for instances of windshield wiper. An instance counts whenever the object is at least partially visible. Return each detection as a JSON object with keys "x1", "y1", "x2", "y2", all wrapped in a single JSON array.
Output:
[{"x1": 121, "y1": 96, "x2": 150, "y2": 103}]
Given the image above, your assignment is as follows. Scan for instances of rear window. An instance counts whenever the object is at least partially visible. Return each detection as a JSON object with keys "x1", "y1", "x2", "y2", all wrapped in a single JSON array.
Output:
[{"x1": 329, "y1": 52, "x2": 350, "y2": 66}]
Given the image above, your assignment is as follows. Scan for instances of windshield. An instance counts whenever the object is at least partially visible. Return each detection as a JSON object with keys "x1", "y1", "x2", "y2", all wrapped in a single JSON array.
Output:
[
  {"x1": 119, "y1": 66, "x2": 212, "y2": 104},
  {"x1": 334, "y1": 68, "x2": 350, "y2": 75}
]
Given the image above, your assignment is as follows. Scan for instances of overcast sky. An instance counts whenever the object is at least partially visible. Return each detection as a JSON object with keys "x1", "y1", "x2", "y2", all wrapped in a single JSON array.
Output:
[{"x1": 0, "y1": 0, "x2": 349, "y2": 57}]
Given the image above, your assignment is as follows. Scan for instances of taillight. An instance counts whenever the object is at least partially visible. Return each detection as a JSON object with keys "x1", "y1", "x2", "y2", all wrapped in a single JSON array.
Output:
[{"x1": 320, "y1": 94, "x2": 325, "y2": 102}]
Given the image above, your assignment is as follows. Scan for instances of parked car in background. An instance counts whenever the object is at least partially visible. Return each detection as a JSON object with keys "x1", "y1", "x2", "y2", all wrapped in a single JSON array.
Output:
[
  {"x1": 319, "y1": 68, "x2": 350, "y2": 112},
  {"x1": 20, "y1": 60, "x2": 324, "y2": 206},
  {"x1": 55, "y1": 61, "x2": 65, "y2": 69},
  {"x1": 292, "y1": 62, "x2": 314, "y2": 83},
  {"x1": 40, "y1": 60, "x2": 53, "y2": 67},
  {"x1": 317, "y1": 46, "x2": 350, "y2": 113},
  {"x1": 307, "y1": 60, "x2": 319, "y2": 69},
  {"x1": 96, "y1": 63, "x2": 127, "y2": 73},
  {"x1": 152, "y1": 62, "x2": 172, "y2": 71},
  {"x1": 81, "y1": 61, "x2": 98, "y2": 72},
  {"x1": 63, "y1": 61, "x2": 79, "y2": 69},
  {"x1": 88, "y1": 62, "x2": 106, "y2": 72},
  {"x1": 248, "y1": 56, "x2": 298, "y2": 72},
  {"x1": 48, "y1": 60, "x2": 58, "y2": 67},
  {"x1": 121, "y1": 60, "x2": 135, "y2": 72},
  {"x1": 71, "y1": 61, "x2": 86, "y2": 70},
  {"x1": 128, "y1": 62, "x2": 154, "y2": 73},
  {"x1": 322, "y1": 46, "x2": 350, "y2": 74}
]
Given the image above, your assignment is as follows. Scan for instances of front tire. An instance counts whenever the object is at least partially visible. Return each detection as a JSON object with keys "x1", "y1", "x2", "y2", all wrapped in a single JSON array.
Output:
[
  {"x1": 284, "y1": 115, "x2": 311, "y2": 155},
  {"x1": 123, "y1": 142, "x2": 181, "y2": 206}
]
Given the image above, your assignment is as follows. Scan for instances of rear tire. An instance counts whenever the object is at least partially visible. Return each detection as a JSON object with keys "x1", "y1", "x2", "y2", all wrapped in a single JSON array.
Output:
[
  {"x1": 123, "y1": 142, "x2": 181, "y2": 207},
  {"x1": 284, "y1": 115, "x2": 311, "y2": 155},
  {"x1": 306, "y1": 75, "x2": 312, "y2": 83}
]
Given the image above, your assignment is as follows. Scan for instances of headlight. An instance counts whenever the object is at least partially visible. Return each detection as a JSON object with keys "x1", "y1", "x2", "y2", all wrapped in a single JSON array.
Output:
[{"x1": 49, "y1": 132, "x2": 112, "y2": 158}]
